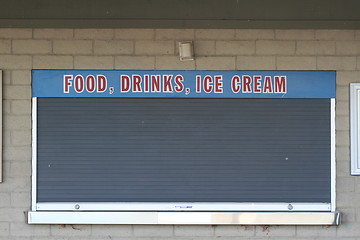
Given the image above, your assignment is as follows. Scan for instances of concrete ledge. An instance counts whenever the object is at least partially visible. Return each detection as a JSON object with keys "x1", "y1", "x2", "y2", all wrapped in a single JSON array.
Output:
[{"x1": 28, "y1": 211, "x2": 341, "y2": 225}]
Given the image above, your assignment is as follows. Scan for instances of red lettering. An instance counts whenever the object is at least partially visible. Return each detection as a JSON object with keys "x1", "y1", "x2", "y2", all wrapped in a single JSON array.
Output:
[
  {"x1": 163, "y1": 75, "x2": 173, "y2": 93},
  {"x1": 132, "y1": 75, "x2": 142, "y2": 92},
  {"x1": 144, "y1": 75, "x2": 150, "y2": 92},
  {"x1": 86, "y1": 75, "x2": 96, "y2": 93},
  {"x1": 214, "y1": 75, "x2": 223, "y2": 93},
  {"x1": 196, "y1": 75, "x2": 201, "y2": 93},
  {"x1": 121, "y1": 75, "x2": 131, "y2": 92},
  {"x1": 64, "y1": 75, "x2": 73, "y2": 93},
  {"x1": 231, "y1": 75, "x2": 241, "y2": 93},
  {"x1": 275, "y1": 76, "x2": 287, "y2": 93},
  {"x1": 203, "y1": 75, "x2": 213, "y2": 93},
  {"x1": 74, "y1": 75, "x2": 84, "y2": 93},
  {"x1": 263, "y1": 76, "x2": 273, "y2": 93},
  {"x1": 253, "y1": 76, "x2": 261, "y2": 93},
  {"x1": 242, "y1": 75, "x2": 252, "y2": 93},
  {"x1": 151, "y1": 75, "x2": 161, "y2": 92},
  {"x1": 174, "y1": 75, "x2": 184, "y2": 92},
  {"x1": 97, "y1": 75, "x2": 107, "y2": 93}
]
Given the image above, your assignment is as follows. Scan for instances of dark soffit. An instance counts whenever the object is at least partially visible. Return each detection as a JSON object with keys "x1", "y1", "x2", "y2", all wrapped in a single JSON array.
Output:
[{"x1": 1, "y1": 0, "x2": 360, "y2": 29}]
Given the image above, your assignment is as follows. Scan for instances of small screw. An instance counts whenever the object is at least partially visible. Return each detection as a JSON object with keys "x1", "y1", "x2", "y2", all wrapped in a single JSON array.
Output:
[
  {"x1": 288, "y1": 204, "x2": 293, "y2": 210},
  {"x1": 75, "y1": 204, "x2": 80, "y2": 210}
]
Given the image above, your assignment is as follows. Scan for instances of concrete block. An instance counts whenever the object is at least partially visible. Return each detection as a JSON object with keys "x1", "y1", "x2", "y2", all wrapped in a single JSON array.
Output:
[
  {"x1": 135, "y1": 40, "x2": 174, "y2": 55},
  {"x1": 336, "y1": 100, "x2": 348, "y2": 116},
  {"x1": 10, "y1": 223, "x2": 50, "y2": 237},
  {"x1": 115, "y1": 29, "x2": 155, "y2": 40},
  {"x1": 296, "y1": 41, "x2": 335, "y2": 55},
  {"x1": 0, "y1": 193, "x2": 11, "y2": 207},
  {"x1": 94, "y1": 40, "x2": 134, "y2": 55},
  {"x1": 0, "y1": 177, "x2": 30, "y2": 193},
  {"x1": 275, "y1": 30, "x2": 315, "y2": 40},
  {"x1": 12, "y1": 130, "x2": 31, "y2": 146},
  {"x1": 236, "y1": 56, "x2": 276, "y2": 70},
  {"x1": 50, "y1": 225, "x2": 91, "y2": 237},
  {"x1": 91, "y1": 225, "x2": 132, "y2": 237},
  {"x1": 2, "y1": 70, "x2": 11, "y2": 85},
  {"x1": 196, "y1": 56, "x2": 236, "y2": 70},
  {"x1": 336, "y1": 71, "x2": 360, "y2": 86},
  {"x1": 34, "y1": 29, "x2": 74, "y2": 39},
  {"x1": 296, "y1": 226, "x2": 336, "y2": 238},
  {"x1": 12, "y1": 40, "x2": 51, "y2": 54},
  {"x1": 3, "y1": 100, "x2": 11, "y2": 114},
  {"x1": 155, "y1": 56, "x2": 195, "y2": 70},
  {"x1": 236, "y1": 29, "x2": 274, "y2": 40},
  {"x1": 3, "y1": 146, "x2": 32, "y2": 161},
  {"x1": 4, "y1": 115, "x2": 31, "y2": 130},
  {"x1": 276, "y1": 56, "x2": 316, "y2": 70},
  {"x1": 3, "y1": 130, "x2": 11, "y2": 147},
  {"x1": 0, "y1": 55, "x2": 32, "y2": 70},
  {"x1": 336, "y1": 221, "x2": 360, "y2": 237},
  {"x1": 0, "y1": 40, "x2": 11, "y2": 54},
  {"x1": 0, "y1": 207, "x2": 28, "y2": 222},
  {"x1": 214, "y1": 225, "x2": 255, "y2": 237},
  {"x1": 115, "y1": 56, "x2": 155, "y2": 70},
  {"x1": 337, "y1": 193, "x2": 360, "y2": 207},
  {"x1": 33, "y1": 56, "x2": 74, "y2": 69},
  {"x1": 255, "y1": 225, "x2": 296, "y2": 237},
  {"x1": 316, "y1": 30, "x2": 355, "y2": 40},
  {"x1": 357, "y1": 57, "x2": 360, "y2": 70},
  {"x1": 11, "y1": 192, "x2": 30, "y2": 207},
  {"x1": 336, "y1": 146, "x2": 350, "y2": 162},
  {"x1": 341, "y1": 207, "x2": 356, "y2": 222},
  {"x1": 0, "y1": 29, "x2": 32, "y2": 39},
  {"x1": 11, "y1": 100, "x2": 31, "y2": 115},
  {"x1": 74, "y1": 56, "x2": 114, "y2": 69},
  {"x1": 174, "y1": 225, "x2": 214, "y2": 237},
  {"x1": 156, "y1": 29, "x2": 194, "y2": 40},
  {"x1": 133, "y1": 225, "x2": 173, "y2": 237},
  {"x1": 3, "y1": 86, "x2": 31, "y2": 100},
  {"x1": 75, "y1": 29, "x2": 114, "y2": 39},
  {"x1": 11, "y1": 71, "x2": 31, "y2": 85},
  {"x1": 336, "y1": 41, "x2": 360, "y2": 55},
  {"x1": 10, "y1": 161, "x2": 31, "y2": 177},
  {"x1": 337, "y1": 177, "x2": 355, "y2": 192},
  {"x1": 0, "y1": 223, "x2": 9, "y2": 237},
  {"x1": 53, "y1": 40, "x2": 93, "y2": 54},
  {"x1": 317, "y1": 57, "x2": 357, "y2": 70},
  {"x1": 256, "y1": 40, "x2": 296, "y2": 55},
  {"x1": 194, "y1": 41, "x2": 216, "y2": 56},
  {"x1": 215, "y1": 41, "x2": 255, "y2": 55},
  {"x1": 336, "y1": 85, "x2": 349, "y2": 101},
  {"x1": 336, "y1": 130, "x2": 350, "y2": 147},
  {"x1": 195, "y1": 29, "x2": 235, "y2": 40},
  {"x1": 336, "y1": 115, "x2": 349, "y2": 131}
]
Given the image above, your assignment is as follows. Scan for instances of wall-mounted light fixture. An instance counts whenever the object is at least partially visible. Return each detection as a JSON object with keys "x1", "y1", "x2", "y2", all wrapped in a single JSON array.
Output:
[{"x1": 179, "y1": 41, "x2": 194, "y2": 61}]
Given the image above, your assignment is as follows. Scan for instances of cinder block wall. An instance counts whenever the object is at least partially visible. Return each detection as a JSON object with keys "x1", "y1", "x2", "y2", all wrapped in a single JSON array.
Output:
[{"x1": 0, "y1": 28, "x2": 358, "y2": 239}]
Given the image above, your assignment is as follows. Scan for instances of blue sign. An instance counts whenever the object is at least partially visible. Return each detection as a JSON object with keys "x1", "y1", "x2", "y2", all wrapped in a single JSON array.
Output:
[{"x1": 32, "y1": 70, "x2": 335, "y2": 98}]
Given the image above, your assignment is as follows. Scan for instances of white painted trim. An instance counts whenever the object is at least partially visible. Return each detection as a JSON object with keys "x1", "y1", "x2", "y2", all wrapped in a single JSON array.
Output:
[
  {"x1": 331, "y1": 98, "x2": 336, "y2": 211},
  {"x1": 27, "y1": 211, "x2": 341, "y2": 225},
  {"x1": 36, "y1": 202, "x2": 331, "y2": 212},
  {"x1": 31, "y1": 96, "x2": 336, "y2": 221},
  {"x1": 31, "y1": 97, "x2": 37, "y2": 211},
  {"x1": 0, "y1": 70, "x2": 2, "y2": 183},
  {"x1": 350, "y1": 84, "x2": 360, "y2": 175}
]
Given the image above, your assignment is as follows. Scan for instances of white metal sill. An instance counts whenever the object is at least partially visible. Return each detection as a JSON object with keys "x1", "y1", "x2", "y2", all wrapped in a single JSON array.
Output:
[{"x1": 27, "y1": 211, "x2": 341, "y2": 225}]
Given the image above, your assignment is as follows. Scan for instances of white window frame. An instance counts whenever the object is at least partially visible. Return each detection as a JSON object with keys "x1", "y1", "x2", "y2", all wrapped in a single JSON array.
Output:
[
  {"x1": 350, "y1": 83, "x2": 360, "y2": 174},
  {"x1": 29, "y1": 97, "x2": 338, "y2": 225}
]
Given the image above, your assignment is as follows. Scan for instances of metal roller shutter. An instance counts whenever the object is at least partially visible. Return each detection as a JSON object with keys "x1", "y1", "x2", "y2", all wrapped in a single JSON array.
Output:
[{"x1": 36, "y1": 98, "x2": 331, "y2": 203}]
